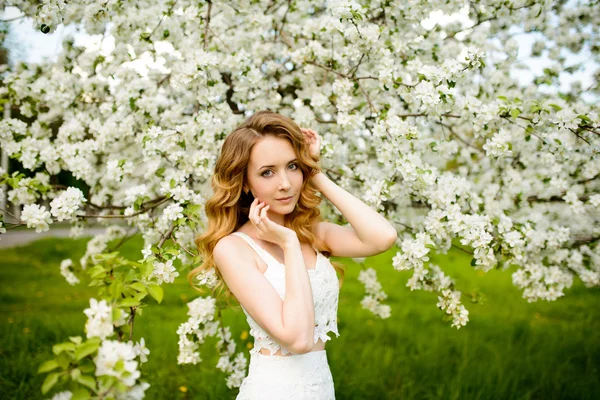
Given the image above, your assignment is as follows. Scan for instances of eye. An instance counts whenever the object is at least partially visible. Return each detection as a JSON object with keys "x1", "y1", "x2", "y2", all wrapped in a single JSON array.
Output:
[{"x1": 261, "y1": 163, "x2": 299, "y2": 177}]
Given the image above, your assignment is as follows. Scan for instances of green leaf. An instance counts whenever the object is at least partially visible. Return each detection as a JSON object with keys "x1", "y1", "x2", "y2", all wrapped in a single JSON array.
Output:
[
  {"x1": 548, "y1": 103, "x2": 562, "y2": 111},
  {"x1": 134, "y1": 292, "x2": 147, "y2": 302},
  {"x1": 470, "y1": 258, "x2": 477, "y2": 267},
  {"x1": 71, "y1": 368, "x2": 81, "y2": 380},
  {"x1": 141, "y1": 262, "x2": 154, "y2": 279},
  {"x1": 71, "y1": 387, "x2": 92, "y2": 400},
  {"x1": 52, "y1": 342, "x2": 76, "y2": 355},
  {"x1": 577, "y1": 114, "x2": 591, "y2": 122},
  {"x1": 79, "y1": 363, "x2": 94, "y2": 373},
  {"x1": 147, "y1": 283, "x2": 164, "y2": 304},
  {"x1": 88, "y1": 265, "x2": 106, "y2": 279},
  {"x1": 119, "y1": 297, "x2": 140, "y2": 307},
  {"x1": 510, "y1": 108, "x2": 521, "y2": 119},
  {"x1": 56, "y1": 352, "x2": 71, "y2": 369},
  {"x1": 37, "y1": 359, "x2": 59, "y2": 373},
  {"x1": 41, "y1": 372, "x2": 60, "y2": 394},
  {"x1": 75, "y1": 340, "x2": 100, "y2": 361},
  {"x1": 76, "y1": 374, "x2": 97, "y2": 390},
  {"x1": 69, "y1": 336, "x2": 82, "y2": 345},
  {"x1": 109, "y1": 281, "x2": 124, "y2": 300}
]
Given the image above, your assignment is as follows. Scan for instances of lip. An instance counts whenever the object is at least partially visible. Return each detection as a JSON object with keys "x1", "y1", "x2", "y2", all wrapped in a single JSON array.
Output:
[{"x1": 276, "y1": 195, "x2": 294, "y2": 201}]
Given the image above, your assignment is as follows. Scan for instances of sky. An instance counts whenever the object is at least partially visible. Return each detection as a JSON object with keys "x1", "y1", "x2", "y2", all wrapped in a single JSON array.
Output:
[{"x1": 1, "y1": 5, "x2": 597, "y2": 103}]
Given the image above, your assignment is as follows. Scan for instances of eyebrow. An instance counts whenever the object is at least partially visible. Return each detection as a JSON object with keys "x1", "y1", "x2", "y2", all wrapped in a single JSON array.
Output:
[{"x1": 259, "y1": 158, "x2": 298, "y2": 170}]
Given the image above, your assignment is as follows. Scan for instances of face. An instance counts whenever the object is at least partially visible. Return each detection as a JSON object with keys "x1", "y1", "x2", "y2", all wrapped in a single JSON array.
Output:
[{"x1": 245, "y1": 136, "x2": 303, "y2": 219}]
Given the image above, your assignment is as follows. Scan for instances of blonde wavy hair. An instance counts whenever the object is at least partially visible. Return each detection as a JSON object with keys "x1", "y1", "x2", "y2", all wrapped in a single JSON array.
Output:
[{"x1": 188, "y1": 110, "x2": 345, "y2": 308}]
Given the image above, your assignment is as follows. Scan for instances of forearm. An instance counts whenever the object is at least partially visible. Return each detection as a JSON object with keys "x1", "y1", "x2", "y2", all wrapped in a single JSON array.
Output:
[
  {"x1": 280, "y1": 237, "x2": 315, "y2": 351},
  {"x1": 312, "y1": 171, "x2": 397, "y2": 249}
]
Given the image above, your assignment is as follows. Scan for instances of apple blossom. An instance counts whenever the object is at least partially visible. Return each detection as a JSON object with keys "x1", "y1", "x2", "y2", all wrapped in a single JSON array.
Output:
[{"x1": 1, "y1": 0, "x2": 599, "y2": 396}]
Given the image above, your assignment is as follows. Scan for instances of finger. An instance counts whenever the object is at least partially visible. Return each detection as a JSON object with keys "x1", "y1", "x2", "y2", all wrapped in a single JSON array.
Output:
[
  {"x1": 252, "y1": 200, "x2": 263, "y2": 224},
  {"x1": 260, "y1": 204, "x2": 269, "y2": 222},
  {"x1": 256, "y1": 201, "x2": 265, "y2": 221},
  {"x1": 249, "y1": 197, "x2": 256, "y2": 218}
]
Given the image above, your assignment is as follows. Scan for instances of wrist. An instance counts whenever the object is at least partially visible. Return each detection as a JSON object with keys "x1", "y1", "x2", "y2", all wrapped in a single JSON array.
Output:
[
  {"x1": 312, "y1": 171, "x2": 326, "y2": 188},
  {"x1": 281, "y1": 233, "x2": 299, "y2": 250}
]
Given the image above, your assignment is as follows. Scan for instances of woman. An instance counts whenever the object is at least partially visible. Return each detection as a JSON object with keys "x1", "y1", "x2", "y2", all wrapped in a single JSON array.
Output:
[{"x1": 189, "y1": 110, "x2": 397, "y2": 399}]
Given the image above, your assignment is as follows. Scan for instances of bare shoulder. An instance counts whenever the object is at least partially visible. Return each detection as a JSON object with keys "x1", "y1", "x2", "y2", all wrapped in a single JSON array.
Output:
[
  {"x1": 213, "y1": 234, "x2": 261, "y2": 274},
  {"x1": 214, "y1": 234, "x2": 248, "y2": 262}
]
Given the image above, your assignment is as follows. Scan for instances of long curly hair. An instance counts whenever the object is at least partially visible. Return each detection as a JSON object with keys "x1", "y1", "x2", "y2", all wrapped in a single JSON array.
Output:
[{"x1": 188, "y1": 110, "x2": 345, "y2": 308}]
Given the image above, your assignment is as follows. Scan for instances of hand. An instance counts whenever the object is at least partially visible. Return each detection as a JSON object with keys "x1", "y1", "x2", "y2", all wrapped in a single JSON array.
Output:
[
  {"x1": 300, "y1": 128, "x2": 321, "y2": 159},
  {"x1": 249, "y1": 198, "x2": 297, "y2": 247}
]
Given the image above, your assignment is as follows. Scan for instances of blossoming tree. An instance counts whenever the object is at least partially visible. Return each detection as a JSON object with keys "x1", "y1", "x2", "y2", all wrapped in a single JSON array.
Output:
[{"x1": 1, "y1": 0, "x2": 599, "y2": 398}]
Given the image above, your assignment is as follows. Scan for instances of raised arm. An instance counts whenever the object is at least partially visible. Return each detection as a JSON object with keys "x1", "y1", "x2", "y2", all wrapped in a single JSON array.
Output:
[{"x1": 213, "y1": 234, "x2": 315, "y2": 354}]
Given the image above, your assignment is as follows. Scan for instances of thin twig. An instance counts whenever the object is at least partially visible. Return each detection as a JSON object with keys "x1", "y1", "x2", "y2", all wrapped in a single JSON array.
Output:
[
  {"x1": 147, "y1": 0, "x2": 179, "y2": 40},
  {"x1": 0, "y1": 207, "x2": 23, "y2": 223},
  {"x1": 435, "y1": 121, "x2": 484, "y2": 153},
  {"x1": 568, "y1": 128, "x2": 591, "y2": 145},
  {"x1": 203, "y1": 0, "x2": 213, "y2": 50},
  {"x1": 158, "y1": 223, "x2": 177, "y2": 248},
  {"x1": 80, "y1": 196, "x2": 171, "y2": 219},
  {"x1": 0, "y1": 15, "x2": 25, "y2": 23},
  {"x1": 106, "y1": 227, "x2": 139, "y2": 252},
  {"x1": 276, "y1": 0, "x2": 292, "y2": 43},
  {"x1": 357, "y1": 81, "x2": 376, "y2": 114},
  {"x1": 170, "y1": 233, "x2": 197, "y2": 257},
  {"x1": 128, "y1": 308, "x2": 136, "y2": 341}
]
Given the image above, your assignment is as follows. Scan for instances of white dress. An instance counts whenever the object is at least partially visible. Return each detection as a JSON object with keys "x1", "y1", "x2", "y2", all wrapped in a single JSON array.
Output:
[{"x1": 230, "y1": 232, "x2": 340, "y2": 400}]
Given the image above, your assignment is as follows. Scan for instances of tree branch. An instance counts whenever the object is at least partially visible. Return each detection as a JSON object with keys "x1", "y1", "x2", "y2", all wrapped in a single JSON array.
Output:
[
  {"x1": 80, "y1": 196, "x2": 171, "y2": 219},
  {"x1": 203, "y1": 0, "x2": 213, "y2": 50}
]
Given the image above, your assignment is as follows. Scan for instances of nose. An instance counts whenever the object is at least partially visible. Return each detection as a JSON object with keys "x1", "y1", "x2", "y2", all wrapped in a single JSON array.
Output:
[{"x1": 279, "y1": 172, "x2": 292, "y2": 191}]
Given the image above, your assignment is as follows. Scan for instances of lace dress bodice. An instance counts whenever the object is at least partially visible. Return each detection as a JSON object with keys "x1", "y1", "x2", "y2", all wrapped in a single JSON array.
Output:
[{"x1": 230, "y1": 232, "x2": 340, "y2": 356}]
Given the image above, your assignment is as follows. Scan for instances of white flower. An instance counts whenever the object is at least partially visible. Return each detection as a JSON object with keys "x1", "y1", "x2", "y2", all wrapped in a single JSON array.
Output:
[
  {"x1": 195, "y1": 267, "x2": 219, "y2": 288},
  {"x1": 141, "y1": 245, "x2": 153, "y2": 260},
  {"x1": 151, "y1": 259, "x2": 179, "y2": 284},
  {"x1": 187, "y1": 296, "x2": 216, "y2": 320},
  {"x1": 21, "y1": 204, "x2": 53, "y2": 233},
  {"x1": 50, "y1": 187, "x2": 86, "y2": 222},
  {"x1": 116, "y1": 382, "x2": 151, "y2": 400},
  {"x1": 50, "y1": 391, "x2": 73, "y2": 400},
  {"x1": 94, "y1": 340, "x2": 140, "y2": 387},
  {"x1": 124, "y1": 184, "x2": 148, "y2": 205},
  {"x1": 127, "y1": 337, "x2": 150, "y2": 363},
  {"x1": 483, "y1": 128, "x2": 512, "y2": 158},
  {"x1": 84, "y1": 298, "x2": 114, "y2": 340},
  {"x1": 358, "y1": 268, "x2": 391, "y2": 319},
  {"x1": 163, "y1": 204, "x2": 184, "y2": 221},
  {"x1": 589, "y1": 194, "x2": 600, "y2": 207},
  {"x1": 59, "y1": 258, "x2": 80, "y2": 285}
]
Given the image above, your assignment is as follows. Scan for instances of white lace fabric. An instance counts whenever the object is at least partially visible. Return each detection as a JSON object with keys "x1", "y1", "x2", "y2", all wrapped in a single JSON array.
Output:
[
  {"x1": 230, "y1": 232, "x2": 340, "y2": 356},
  {"x1": 236, "y1": 350, "x2": 336, "y2": 399}
]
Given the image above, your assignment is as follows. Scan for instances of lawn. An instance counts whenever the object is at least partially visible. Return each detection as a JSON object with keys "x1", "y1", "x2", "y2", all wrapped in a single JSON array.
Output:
[{"x1": 0, "y1": 234, "x2": 598, "y2": 400}]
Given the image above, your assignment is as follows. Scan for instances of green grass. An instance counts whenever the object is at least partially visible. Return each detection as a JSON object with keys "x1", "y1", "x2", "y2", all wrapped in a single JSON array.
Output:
[{"x1": 0, "y1": 235, "x2": 598, "y2": 400}]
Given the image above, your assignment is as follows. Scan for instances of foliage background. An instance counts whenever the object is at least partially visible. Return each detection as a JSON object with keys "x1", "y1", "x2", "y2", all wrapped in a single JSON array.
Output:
[{"x1": 1, "y1": 234, "x2": 598, "y2": 400}]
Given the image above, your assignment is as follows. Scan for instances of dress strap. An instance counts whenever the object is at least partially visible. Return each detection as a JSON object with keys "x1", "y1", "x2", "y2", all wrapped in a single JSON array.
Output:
[{"x1": 230, "y1": 232, "x2": 282, "y2": 268}]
